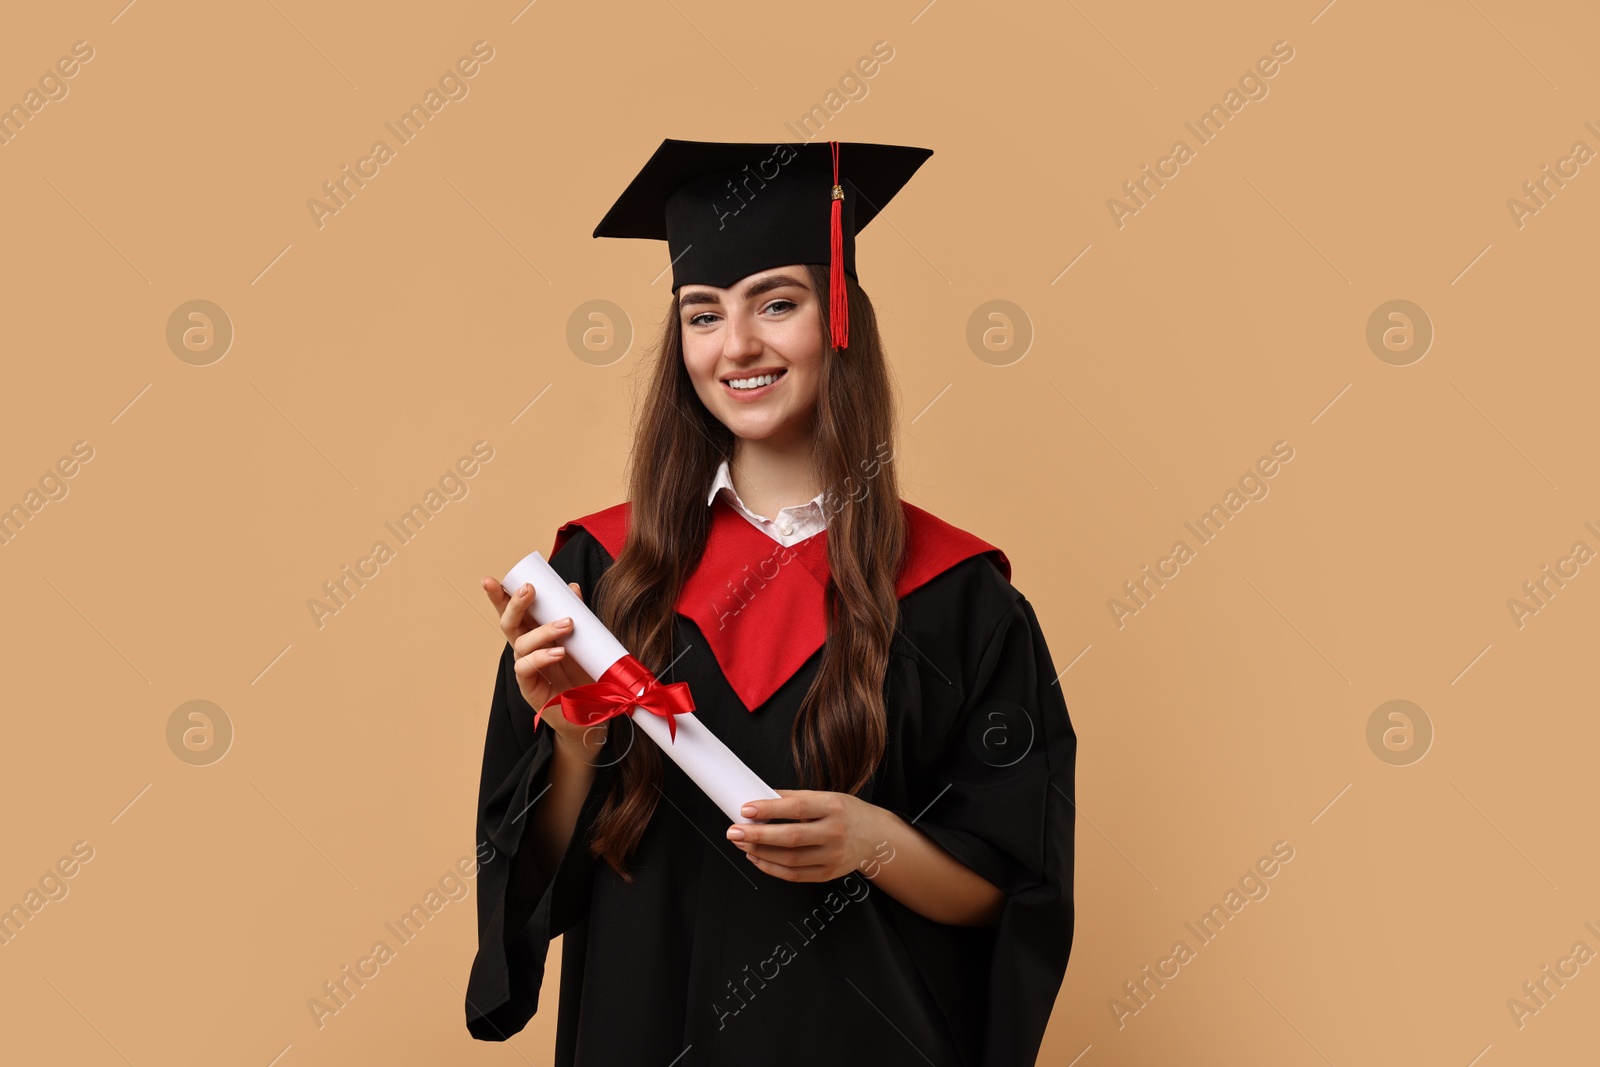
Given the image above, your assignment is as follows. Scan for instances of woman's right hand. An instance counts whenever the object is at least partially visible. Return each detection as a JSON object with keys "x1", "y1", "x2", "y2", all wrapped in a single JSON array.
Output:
[{"x1": 482, "y1": 576, "x2": 605, "y2": 755}]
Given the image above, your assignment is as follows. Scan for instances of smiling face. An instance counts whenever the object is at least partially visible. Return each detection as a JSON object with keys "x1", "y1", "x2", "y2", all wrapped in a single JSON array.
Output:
[{"x1": 678, "y1": 265, "x2": 825, "y2": 449}]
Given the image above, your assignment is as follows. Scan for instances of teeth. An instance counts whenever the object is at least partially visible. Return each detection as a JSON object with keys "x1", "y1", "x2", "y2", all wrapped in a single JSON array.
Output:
[{"x1": 727, "y1": 371, "x2": 782, "y2": 390}]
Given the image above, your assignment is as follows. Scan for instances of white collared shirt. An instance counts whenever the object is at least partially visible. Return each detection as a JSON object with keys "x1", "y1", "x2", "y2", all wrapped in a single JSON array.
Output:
[{"x1": 706, "y1": 458, "x2": 827, "y2": 547}]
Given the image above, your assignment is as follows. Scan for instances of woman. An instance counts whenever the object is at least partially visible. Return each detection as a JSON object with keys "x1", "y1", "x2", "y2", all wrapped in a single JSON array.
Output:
[{"x1": 465, "y1": 139, "x2": 1076, "y2": 1066}]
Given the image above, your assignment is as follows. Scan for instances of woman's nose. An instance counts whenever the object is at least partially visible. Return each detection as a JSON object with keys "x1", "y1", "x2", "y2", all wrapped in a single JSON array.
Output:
[{"x1": 721, "y1": 312, "x2": 763, "y2": 358}]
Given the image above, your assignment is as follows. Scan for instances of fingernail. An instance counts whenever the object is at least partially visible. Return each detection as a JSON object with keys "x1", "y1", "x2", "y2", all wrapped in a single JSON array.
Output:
[
  {"x1": 741, "y1": 805, "x2": 757, "y2": 817},
  {"x1": 521, "y1": 584, "x2": 533, "y2": 595},
  {"x1": 557, "y1": 617, "x2": 573, "y2": 627},
  {"x1": 726, "y1": 827, "x2": 745, "y2": 840},
  {"x1": 549, "y1": 647, "x2": 566, "y2": 657}
]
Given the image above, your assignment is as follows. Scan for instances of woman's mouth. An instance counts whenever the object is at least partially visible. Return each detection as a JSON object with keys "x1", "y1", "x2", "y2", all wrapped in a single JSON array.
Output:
[{"x1": 721, "y1": 368, "x2": 787, "y2": 400}]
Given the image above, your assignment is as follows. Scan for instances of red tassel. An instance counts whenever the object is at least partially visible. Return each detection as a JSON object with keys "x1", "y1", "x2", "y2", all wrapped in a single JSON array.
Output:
[{"x1": 828, "y1": 140, "x2": 848, "y2": 350}]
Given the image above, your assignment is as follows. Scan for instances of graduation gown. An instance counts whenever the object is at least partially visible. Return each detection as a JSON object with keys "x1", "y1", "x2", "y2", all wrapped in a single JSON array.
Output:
[{"x1": 466, "y1": 496, "x2": 1076, "y2": 1066}]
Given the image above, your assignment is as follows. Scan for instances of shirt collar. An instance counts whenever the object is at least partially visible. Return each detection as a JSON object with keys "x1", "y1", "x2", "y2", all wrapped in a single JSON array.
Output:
[
  {"x1": 706, "y1": 458, "x2": 827, "y2": 518},
  {"x1": 706, "y1": 458, "x2": 737, "y2": 506}
]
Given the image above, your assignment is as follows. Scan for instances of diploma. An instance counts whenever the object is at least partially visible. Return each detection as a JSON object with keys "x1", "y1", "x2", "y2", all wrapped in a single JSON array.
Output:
[{"x1": 501, "y1": 551, "x2": 780, "y2": 825}]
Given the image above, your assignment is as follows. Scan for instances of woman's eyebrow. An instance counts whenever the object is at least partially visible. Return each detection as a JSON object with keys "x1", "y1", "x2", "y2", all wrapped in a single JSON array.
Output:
[
  {"x1": 680, "y1": 274, "x2": 808, "y2": 308},
  {"x1": 741, "y1": 273, "x2": 808, "y2": 299}
]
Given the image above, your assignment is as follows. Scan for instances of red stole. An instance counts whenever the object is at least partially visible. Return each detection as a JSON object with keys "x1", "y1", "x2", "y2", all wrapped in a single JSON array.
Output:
[{"x1": 550, "y1": 497, "x2": 1009, "y2": 712}]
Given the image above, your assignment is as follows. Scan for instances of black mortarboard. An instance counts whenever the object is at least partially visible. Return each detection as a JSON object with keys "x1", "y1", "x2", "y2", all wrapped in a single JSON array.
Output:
[{"x1": 592, "y1": 138, "x2": 934, "y2": 350}]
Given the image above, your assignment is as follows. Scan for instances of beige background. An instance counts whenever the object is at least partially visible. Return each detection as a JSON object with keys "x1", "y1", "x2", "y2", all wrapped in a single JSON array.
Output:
[{"x1": 2, "y1": 1, "x2": 1597, "y2": 1064}]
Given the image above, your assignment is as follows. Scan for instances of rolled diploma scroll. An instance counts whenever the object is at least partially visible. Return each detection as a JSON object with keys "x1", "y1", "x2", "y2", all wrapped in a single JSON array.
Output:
[{"x1": 502, "y1": 551, "x2": 780, "y2": 825}]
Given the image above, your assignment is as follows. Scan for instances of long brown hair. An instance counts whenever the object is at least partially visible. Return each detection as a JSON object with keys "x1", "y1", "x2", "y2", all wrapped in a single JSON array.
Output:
[{"x1": 585, "y1": 262, "x2": 906, "y2": 881}]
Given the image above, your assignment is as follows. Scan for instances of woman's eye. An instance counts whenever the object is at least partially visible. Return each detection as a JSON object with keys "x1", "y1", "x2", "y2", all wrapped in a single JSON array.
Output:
[{"x1": 686, "y1": 300, "x2": 793, "y2": 326}]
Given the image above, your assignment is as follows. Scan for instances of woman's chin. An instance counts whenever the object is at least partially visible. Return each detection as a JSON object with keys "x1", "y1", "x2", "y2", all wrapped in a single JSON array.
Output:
[{"x1": 721, "y1": 413, "x2": 794, "y2": 444}]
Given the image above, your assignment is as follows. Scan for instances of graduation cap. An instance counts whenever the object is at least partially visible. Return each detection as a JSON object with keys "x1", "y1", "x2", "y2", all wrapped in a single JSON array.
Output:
[{"x1": 592, "y1": 138, "x2": 933, "y2": 350}]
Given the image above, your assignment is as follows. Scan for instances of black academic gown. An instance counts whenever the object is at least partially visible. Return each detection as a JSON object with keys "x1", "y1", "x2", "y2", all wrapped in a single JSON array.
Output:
[{"x1": 466, "y1": 500, "x2": 1076, "y2": 1066}]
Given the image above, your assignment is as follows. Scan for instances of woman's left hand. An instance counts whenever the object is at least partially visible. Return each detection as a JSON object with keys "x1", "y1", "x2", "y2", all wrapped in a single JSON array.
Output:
[{"x1": 726, "y1": 789, "x2": 887, "y2": 882}]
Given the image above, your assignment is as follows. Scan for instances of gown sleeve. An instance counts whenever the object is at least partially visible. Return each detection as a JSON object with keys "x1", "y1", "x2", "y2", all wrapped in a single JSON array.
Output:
[
  {"x1": 904, "y1": 589, "x2": 1077, "y2": 1066},
  {"x1": 464, "y1": 529, "x2": 614, "y2": 1041}
]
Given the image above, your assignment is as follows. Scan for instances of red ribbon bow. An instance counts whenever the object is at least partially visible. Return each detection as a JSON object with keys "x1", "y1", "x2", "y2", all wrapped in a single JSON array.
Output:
[{"x1": 537, "y1": 653, "x2": 694, "y2": 743}]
